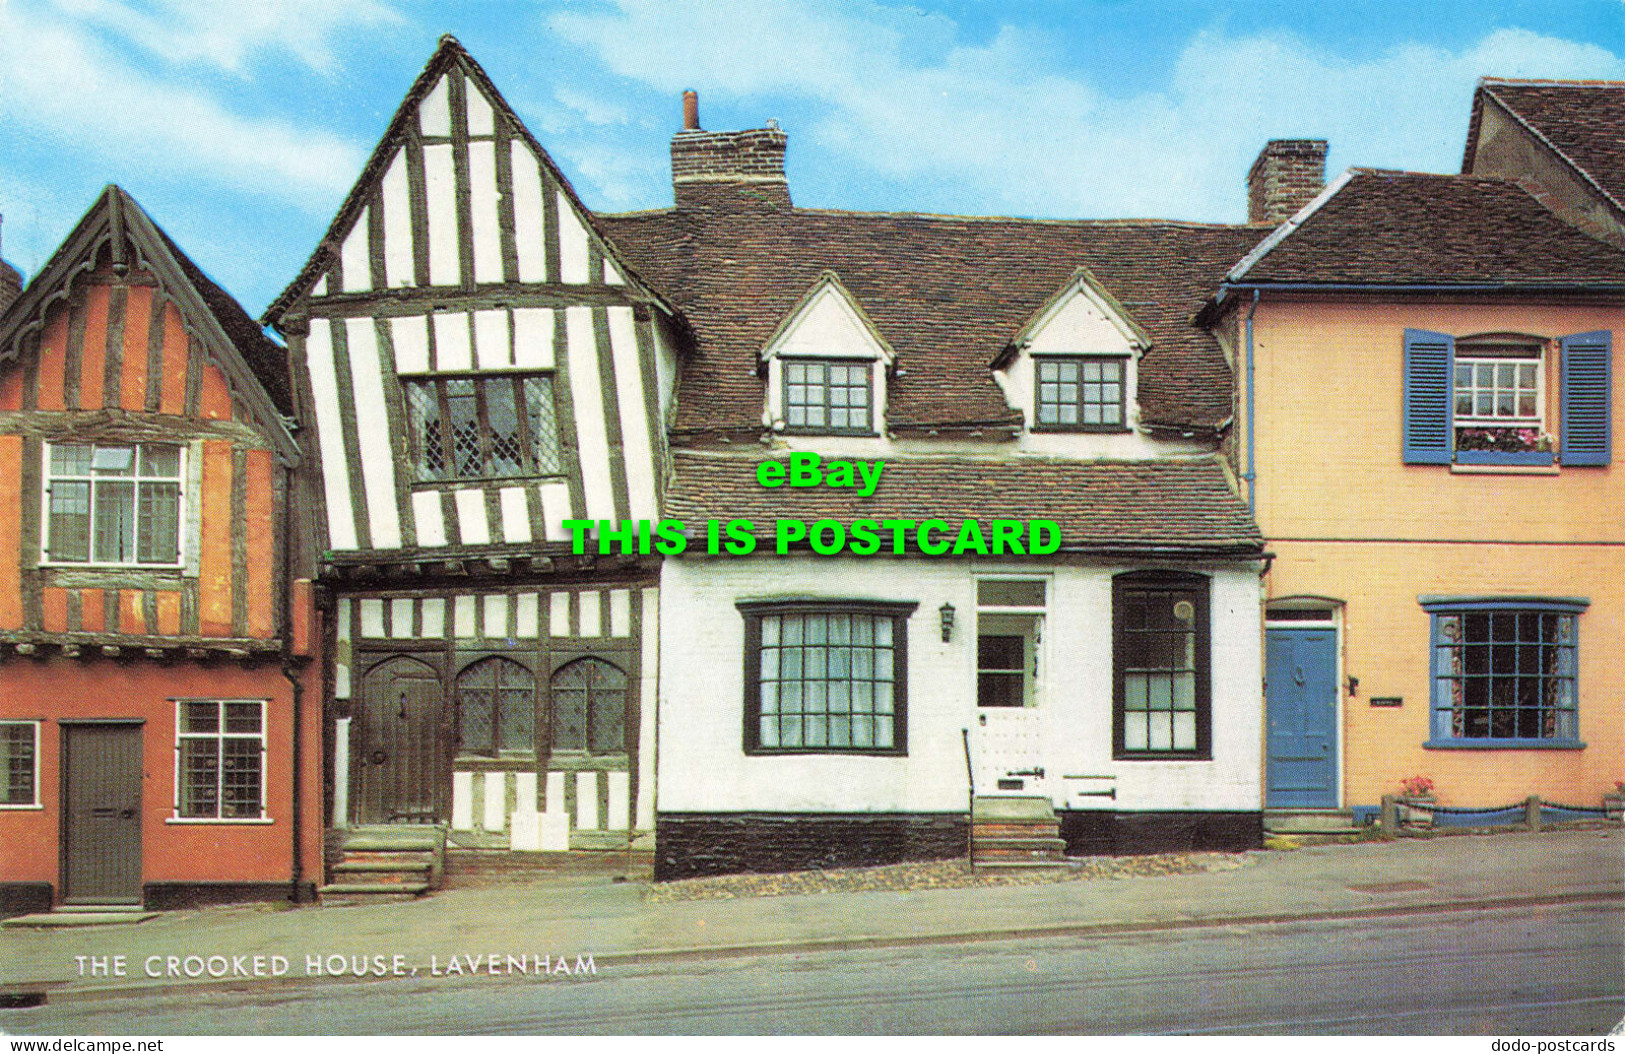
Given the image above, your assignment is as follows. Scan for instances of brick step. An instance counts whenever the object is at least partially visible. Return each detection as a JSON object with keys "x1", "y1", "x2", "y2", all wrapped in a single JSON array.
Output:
[
  {"x1": 974, "y1": 845, "x2": 1068, "y2": 863},
  {"x1": 318, "y1": 881, "x2": 430, "y2": 902},
  {"x1": 340, "y1": 829, "x2": 446, "y2": 853},
  {"x1": 339, "y1": 850, "x2": 438, "y2": 868},
  {"x1": 972, "y1": 858, "x2": 1075, "y2": 871},
  {"x1": 331, "y1": 861, "x2": 433, "y2": 879},
  {"x1": 973, "y1": 822, "x2": 1060, "y2": 839},
  {"x1": 973, "y1": 836, "x2": 1067, "y2": 854}
]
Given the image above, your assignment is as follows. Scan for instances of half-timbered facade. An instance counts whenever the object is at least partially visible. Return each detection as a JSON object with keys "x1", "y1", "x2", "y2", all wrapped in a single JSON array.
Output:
[
  {"x1": 263, "y1": 39, "x2": 676, "y2": 856},
  {"x1": 0, "y1": 187, "x2": 321, "y2": 914}
]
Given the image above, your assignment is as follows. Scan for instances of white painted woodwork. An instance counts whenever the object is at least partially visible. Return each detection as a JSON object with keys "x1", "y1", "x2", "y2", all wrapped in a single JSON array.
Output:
[
  {"x1": 451, "y1": 771, "x2": 475, "y2": 830},
  {"x1": 334, "y1": 598, "x2": 351, "y2": 699},
  {"x1": 606, "y1": 772, "x2": 630, "y2": 831},
  {"x1": 565, "y1": 306, "x2": 615, "y2": 521},
  {"x1": 453, "y1": 595, "x2": 477, "y2": 639},
  {"x1": 360, "y1": 598, "x2": 385, "y2": 638},
  {"x1": 483, "y1": 772, "x2": 506, "y2": 831},
  {"x1": 636, "y1": 588, "x2": 658, "y2": 830},
  {"x1": 411, "y1": 490, "x2": 447, "y2": 546},
  {"x1": 549, "y1": 591, "x2": 570, "y2": 637},
  {"x1": 454, "y1": 488, "x2": 489, "y2": 545},
  {"x1": 305, "y1": 320, "x2": 358, "y2": 550},
  {"x1": 545, "y1": 771, "x2": 567, "y2": 814},
  {"x1": 512, "y1": 308, "x2": 555, "y2": 369},
  {"x1": 419, "y1": 597, "x2": 445, "y2": 639},
  {"x1": 765, "y1": 281, "x2": 891, "y2": 362},
  {"x1": 468, "y1": 139, "x2": 504, "y2": 284},
  {"x1": 605, "y1": 260, "x2": 624, "y2": 285},
  {"x1": 344, "y1": 318, "x2": 402, "y2": 549},
  {"x1": 390, "y1": 315, "x2": 430, "y2": 373},
  {"x1": 432, "y1": 311, "x2": 472, "y2": 371},
  {"x1": 312, "y1": 275, "x2": 328, "y2": 297},
  {"x1": 466, "y1": 82, "x2": 495, "y2": 136},
  {"x1": 609, "y1": 589, "x2": 631, "y2": 638},
  {"x1": 515, "y1": 771, "x2": 537, "y2": 812},
  {"x1": 420, "y1": 75, "x2": 451, "y2": 136},
  {"x1": 608, "y1": 306, "x2": 657, "y2": 520},
  {"x1": 540, "y1": 812, "x2": 570, "y2": 851},
  {"x1": 333, "y1": 717, "x2": 351, "y2": 826},
  {"x1": 473, "y1": 309, "x2": 509, "y2": 369},
  {"x1": 515, "y1": 592, "x2": 540, "y2": 638},
  {"x1": 509, "y1": 807, "x2": 540, "y2": 851},
  {"x1": 381, "y1": 151, "x2": 415, "y2": 288},
  {"x1": 556, "y1": 191, "x2": 589, "y2": 284},
  {"x1": 657, "y1": 559, "x2": 1264, "y2": 814},
  {"x1": 341, "y1": 207, "x2": 371, "y2": 293},
  {"x1": 577, "y1": 591, "x2": 601, "y2": 638},
  {"x1": 540, "y1": 481, "x2": 570, "y2": 542},
  {"x1": 510, "y1": 142, "x2": 548, "y2": 283},
  {"x1": 499, "y1": 487, "x2": 531, "y2": 543},
  {"x1": 423, "y1": 144, "x2": 461, "y2": 286},
  {"x1": 482, "y1": 593, "x2": 508, "y2": 639},
  {"x1": 575, "y1": 771, "x2": 599, "y2": 830},
  {"x1": 391, "y1": 597, "x2": 413, "y2": 638},
  {"x1": 973, "y1": 708, "x2": 1046, "y2": 798}
]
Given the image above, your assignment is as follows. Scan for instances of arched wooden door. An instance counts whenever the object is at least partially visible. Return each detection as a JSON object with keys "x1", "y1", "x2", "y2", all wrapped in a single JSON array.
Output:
[{"x1": 353, "y1": 656, "x2": 450, "y2": 824}]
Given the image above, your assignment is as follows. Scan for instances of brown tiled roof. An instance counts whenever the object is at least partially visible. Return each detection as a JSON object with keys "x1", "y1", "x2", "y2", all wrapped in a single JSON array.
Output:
[
  {"x1": 1474, "y1": 80, "x2": 1625, "y2": 213},
  {"x1": 1233, "y1": 171, "x2": 1625, "y2": 286},
  {"x1": 598, "y1": 190, "x2": 1265, "y2": 434},
  {"x1": 664, "y1": 451, "x2": 1263, "y2": 555}
]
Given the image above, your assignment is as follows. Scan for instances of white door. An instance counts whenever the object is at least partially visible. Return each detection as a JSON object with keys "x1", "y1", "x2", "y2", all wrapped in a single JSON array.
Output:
[{"x1": 972, "y1": 598, "x2": 1047, "y2": 797}]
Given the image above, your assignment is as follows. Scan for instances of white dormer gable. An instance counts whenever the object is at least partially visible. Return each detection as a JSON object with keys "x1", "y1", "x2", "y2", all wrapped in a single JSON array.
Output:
[
  {"x1": 761, "y1": 272, "x2": 894, "y2": 434},
  {"x1": 996, "y1": 267, "x2": 1149, "y2": 434}
]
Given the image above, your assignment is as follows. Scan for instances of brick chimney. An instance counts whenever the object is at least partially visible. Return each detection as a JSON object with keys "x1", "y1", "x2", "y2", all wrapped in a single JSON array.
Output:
[
  {"x1": 0, "y1": 216, "x2": 22, "y2": 320},
  {"x1": 670, "y1": 91, "x2": 790, "y2": 209},
  {"x1": 1247, "y1": 139, "x2": 1327, "y2": 224}
]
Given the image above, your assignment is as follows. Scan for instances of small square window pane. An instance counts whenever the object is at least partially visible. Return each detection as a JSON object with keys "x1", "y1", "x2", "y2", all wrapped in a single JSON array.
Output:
[
  {"x1": 873, "y1": 715, "x2": 893, "y2": 748},
  {"x1": 51, "y1": 444, "x2": 93, "y2": 476},
  {"x1": 783, "y1": 617, "x2": 803, "y2": 646},
  {"x1": 91, "y1": 446, "x2": 135, "y2": 475},
  {"x1": 759, "y1": 716, "x2": 779, "y2": 747},
  {"x1": 875, "y1": 619, "x2": 891, "y2": 646},
  {"x1": 1124, "y1": 716, "x2": 1148, "y2": 751},
  {"x1": 1082, "y1": 361, "x2": 1101, "y2": 382},
  {"x1": 761, "y1": 616, "x2": 779, "y2": 646},
  {"x1": 1057, "y1": 362, "x2": 1078, "y2": 382},
  {"x1": 183, "y1": 702, "x2": 220, "y2": 734},
  {"x1": 1149, "y1": 714, "x2": 1173, "y2": 751},
  {"x1": 759, "y1": 683, "x2": 778, "y2": 715},
  {"x1": 224, "y1": 703, "x2": 261, "y2": 734},
  {"x1": 139, "y1": 446, "x2": 181, "y2": 478},
  {"x1": 1173, "y1": 711, "x2": 1197, "y2": 750}
]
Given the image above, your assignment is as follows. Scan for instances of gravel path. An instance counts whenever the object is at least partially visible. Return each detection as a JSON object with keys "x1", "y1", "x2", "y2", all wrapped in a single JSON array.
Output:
[{"x1": 645, "y1": 851, "x2": 1256, "y2": 902}]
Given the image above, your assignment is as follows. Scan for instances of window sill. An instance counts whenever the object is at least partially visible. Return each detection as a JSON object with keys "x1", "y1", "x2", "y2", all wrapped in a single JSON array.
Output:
[
  {"x1": 1112, "y1": 752, "x2": 1212, "y2": 762},
  {"x1": 1448, "y1": 462, "x2": 1561, "y2": 475},
  {"x1": 744, "y1": 748, "x2": 907, "y2": 758},
  {"x1": 0, "y1": 804, "x2": 44, "y2": 811},
  {"x1": 166, "y1": 816, "x2": 274, "y2": 825},
  {"x1": 1423, "y1": 738, "x2": 1586, "y2": 751},
  {"x1": 1031, "y1": 425, "x2": 1132, "y2": 435}
]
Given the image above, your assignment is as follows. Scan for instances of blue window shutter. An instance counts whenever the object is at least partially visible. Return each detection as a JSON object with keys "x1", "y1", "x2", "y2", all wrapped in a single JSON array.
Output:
[
  {"x1": 1403, "y1": 329, "x2": 1454, "y2": 464},
  {"x1": 1561, "y1": 331, "x2": 1611, "y2": 466}
]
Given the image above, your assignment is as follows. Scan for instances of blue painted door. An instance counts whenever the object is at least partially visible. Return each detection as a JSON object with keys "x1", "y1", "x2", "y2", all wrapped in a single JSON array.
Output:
[{"x1": 1266, "y1": 628, "x2": 1338, "y2": 808}]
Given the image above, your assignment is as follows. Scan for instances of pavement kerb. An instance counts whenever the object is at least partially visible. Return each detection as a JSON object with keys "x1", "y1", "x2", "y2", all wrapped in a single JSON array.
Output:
[{"x1": 8, "y1": 885, "x2": 1620, "y2": 1008}]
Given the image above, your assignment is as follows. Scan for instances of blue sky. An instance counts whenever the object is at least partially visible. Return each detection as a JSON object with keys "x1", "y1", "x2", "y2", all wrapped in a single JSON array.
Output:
[{"x1": 4, "y1": 0, "x2": 1625, "y2": 315}]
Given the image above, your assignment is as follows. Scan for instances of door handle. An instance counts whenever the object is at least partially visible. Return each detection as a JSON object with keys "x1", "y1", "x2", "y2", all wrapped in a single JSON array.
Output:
[
  {"x1": 120, "y1": 808, "x2": 136, "y2": 819},
  {"x1": 978, "y1": 714, "x2": 987, "y2": 725}
]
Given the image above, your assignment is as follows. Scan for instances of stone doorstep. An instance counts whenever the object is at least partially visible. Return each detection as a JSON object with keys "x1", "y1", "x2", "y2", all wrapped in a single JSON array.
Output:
[
  {"x1": 973, "y1": 822, "x2": 1061, "y2": 839},
  {"x1": 1264, "y1": 809, "x2": 1362, "y2": 835},
  {"x1": 971, "y1": 796, "x2": 1058, "y2": 823},
  {"x1": 2, "y1": 911, "x2": 159, "y2": 928}
]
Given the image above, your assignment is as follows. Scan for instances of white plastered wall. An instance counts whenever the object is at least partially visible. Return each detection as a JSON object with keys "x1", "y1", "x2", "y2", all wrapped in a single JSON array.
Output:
[{"x1": 656, "y1": 557, "x2": 1263, "y2": 815}]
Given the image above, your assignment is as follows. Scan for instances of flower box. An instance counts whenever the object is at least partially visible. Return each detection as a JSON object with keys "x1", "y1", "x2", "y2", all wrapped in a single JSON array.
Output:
[{"x1": 1454, "y1": 450, "x2": 1555, "y2": 467}]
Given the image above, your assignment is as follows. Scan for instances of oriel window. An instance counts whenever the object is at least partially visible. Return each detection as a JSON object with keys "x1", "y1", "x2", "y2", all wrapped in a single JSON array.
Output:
[{"x1": 404, "y1": 374, "x2": 561, "y2": 481}]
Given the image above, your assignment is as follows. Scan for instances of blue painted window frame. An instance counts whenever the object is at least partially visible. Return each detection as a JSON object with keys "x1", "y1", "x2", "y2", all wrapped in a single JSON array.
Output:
[{"x1": 1421, "y1": 597, "x2": 1587, "y2": 750}]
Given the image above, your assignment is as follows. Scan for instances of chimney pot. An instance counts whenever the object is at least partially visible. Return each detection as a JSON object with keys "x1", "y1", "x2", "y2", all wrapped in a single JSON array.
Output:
[
  {"x1": 682, "y1": 90, "x2": 700, "y2": 131},
  {"x1": 1247, "y1": 139, "x2": 1328, "y2": 225}
]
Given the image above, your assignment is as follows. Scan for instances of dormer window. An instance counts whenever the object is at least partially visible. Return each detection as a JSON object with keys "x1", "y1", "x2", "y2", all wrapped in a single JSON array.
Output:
[
  {"x1": 761, "y1": 272, "x2": 893, "y2": 438},
  {"x1": 1035, "y1": 356, "x2": 1126, "y2": 431},
  {"x1": 785, "y1": 360, "x2": 871, "y2": 433}
]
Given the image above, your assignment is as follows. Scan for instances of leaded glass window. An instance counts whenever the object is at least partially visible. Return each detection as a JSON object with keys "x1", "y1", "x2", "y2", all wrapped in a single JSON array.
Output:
[
  {"x1": 456, "y1": 657, "x2": 535, "y2": 756},
  {"x1": 0, "y1": 723, "x2": 37, "y2": 806},
  {"x1": 177, "y1": 701, "x2": 264, "y2": 819},
  {"x1": 404, "y1": 375, "x2": 560, "y2": 481},
  {"x1": 550, "y1": 657, "x2": 627, "y2": 754}
]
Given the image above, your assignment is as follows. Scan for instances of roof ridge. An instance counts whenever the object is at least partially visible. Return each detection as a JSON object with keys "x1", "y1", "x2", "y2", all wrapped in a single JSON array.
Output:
[
  {"x1": 1479, "y1": 77, "x2": 1625, "y2": 88},
  {"x1": 774, "y1": 206, "x2": 1260, "y2": 230},
  {"x1": 1479, "y1": 83, "x2": 1625, "y2": 217}
]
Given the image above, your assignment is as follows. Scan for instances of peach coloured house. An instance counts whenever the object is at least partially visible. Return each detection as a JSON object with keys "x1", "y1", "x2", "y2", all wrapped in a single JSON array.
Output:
[{"x1": 1207, "y1": 103, "x2": 1625, "y2": 821}]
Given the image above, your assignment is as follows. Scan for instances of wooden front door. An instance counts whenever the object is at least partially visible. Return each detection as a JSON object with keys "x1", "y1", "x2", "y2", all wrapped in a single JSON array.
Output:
[
  {"x1": 61, "y1": 724, "x2": 143, "y2": 905},
  {"x1": 353, "y1": 656, "x2": 450, "y2": 824},
  {"x1": 1266, "y1": 628, "x2": 1339, "y2": 808}
]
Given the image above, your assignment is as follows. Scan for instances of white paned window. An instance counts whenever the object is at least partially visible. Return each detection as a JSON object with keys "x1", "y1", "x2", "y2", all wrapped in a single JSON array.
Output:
[
  {"x1": 784, "y1": 360, "x2": 871, "y2": 433},
  {"x1": 44, "y1": 443, "x2": 183, "y2": 565},
  {"x1": 176, "y1": 701, "x2": 265, "y2": 820},
  {"x1": 1036, "y1": 357, "x2": 1125, "y2": 430}
]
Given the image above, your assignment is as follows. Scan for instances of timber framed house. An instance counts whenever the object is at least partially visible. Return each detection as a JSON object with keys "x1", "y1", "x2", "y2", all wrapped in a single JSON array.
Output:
[
  {"x1": 262, "y1": 39, "x2": 678, "y2": 856},
  {"x1": 0, "y1": 187, "x2": 322, "y2": 913}
]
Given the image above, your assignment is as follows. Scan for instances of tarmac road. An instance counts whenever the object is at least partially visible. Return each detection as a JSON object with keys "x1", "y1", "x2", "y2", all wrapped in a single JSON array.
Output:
[{"x1": 4, "y1": 900, "x2": 1620, "y2": 1035}]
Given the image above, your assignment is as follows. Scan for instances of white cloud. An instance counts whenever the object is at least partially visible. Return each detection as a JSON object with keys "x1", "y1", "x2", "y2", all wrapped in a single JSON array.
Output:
[
  {"x1": 47, "y1": 0, "x2": 404, "y2": 75},
  {"x1": 0, "y1": 1, "x2": 369, "y2": 206},
  {"x1": 548, "y1": 1, "x2": 1625, "y2": 220}
]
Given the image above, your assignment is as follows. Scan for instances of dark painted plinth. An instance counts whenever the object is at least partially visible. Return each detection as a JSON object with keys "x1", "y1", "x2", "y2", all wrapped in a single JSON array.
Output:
[
  {"x1": 1059, "y1": 810, "x2": 1263, "y2": 856},
  {"x1": 655, "y1": 812, "x2": 968, "y2": 881},
  {"x1": 0, "y1": 883, "x2": 54, "y2": 919},
  {"x1": 144, "y1": 881, "x2": 318, "y2": 911}
]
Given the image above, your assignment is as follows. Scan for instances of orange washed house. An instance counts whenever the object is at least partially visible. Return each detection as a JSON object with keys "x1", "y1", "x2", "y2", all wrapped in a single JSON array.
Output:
[
  {"x1": 0, "y1": 188, "x2": 323, "y2": 914},
  {"x1": 1207, "y1": 93, "x2": 1625, "y2": 823}
]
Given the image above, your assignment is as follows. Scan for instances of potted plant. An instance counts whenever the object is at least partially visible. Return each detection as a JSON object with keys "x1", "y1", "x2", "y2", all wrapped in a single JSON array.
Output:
[
  {"x1": 1399, "y1": 775, "x2": 1436, "y2": 829},
  {"x1": 1606, "y1": 781, "x2": 1625, "y2": 823}
]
